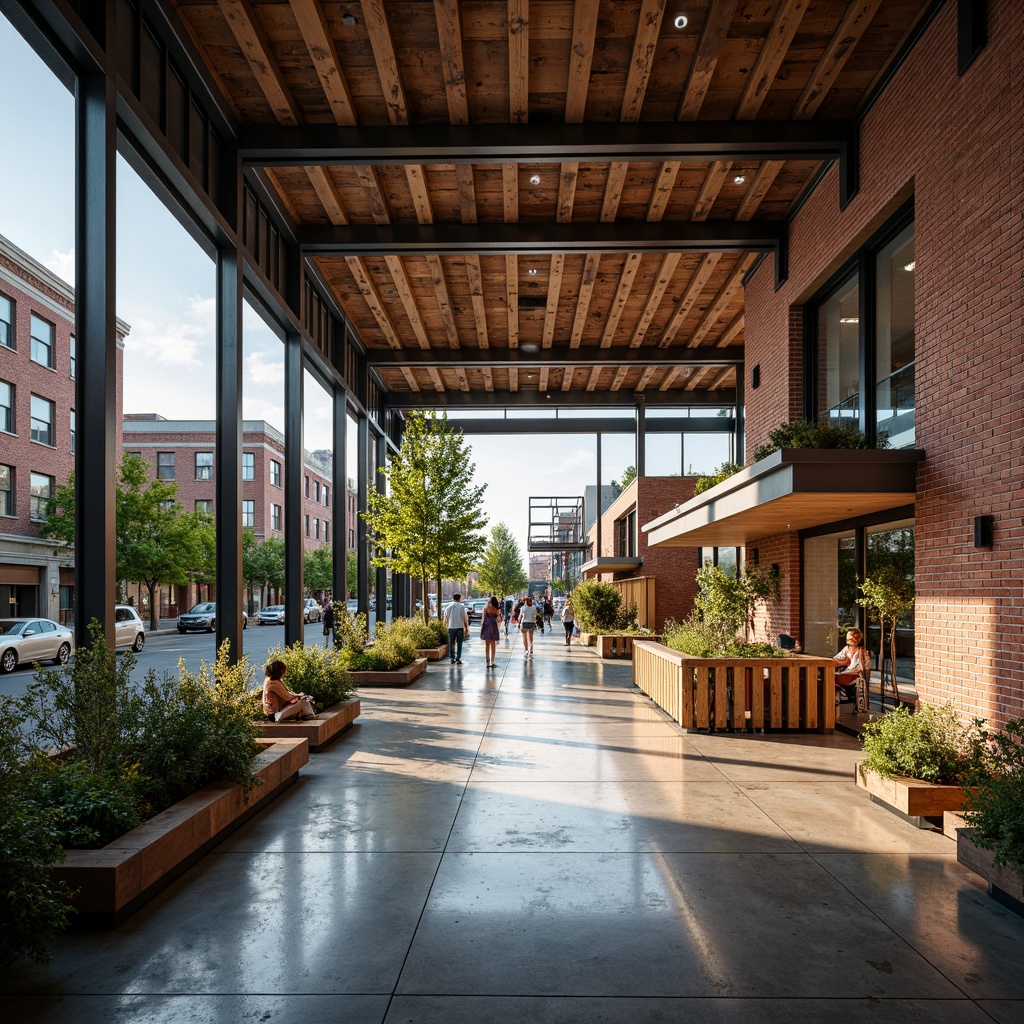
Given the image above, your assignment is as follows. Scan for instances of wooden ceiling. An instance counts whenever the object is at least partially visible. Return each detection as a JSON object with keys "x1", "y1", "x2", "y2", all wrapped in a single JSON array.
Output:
[{"x1": 170, "y1": 0, "x2": 933, "y2": 403}]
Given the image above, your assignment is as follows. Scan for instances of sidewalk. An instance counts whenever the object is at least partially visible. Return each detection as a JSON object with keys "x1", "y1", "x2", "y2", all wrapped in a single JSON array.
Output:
[{"x1": 5, "y1": 626, "x2": 1021, "y2": 1022}]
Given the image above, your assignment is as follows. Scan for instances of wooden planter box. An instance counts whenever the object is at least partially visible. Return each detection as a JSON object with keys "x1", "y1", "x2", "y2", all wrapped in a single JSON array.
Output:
[
  {"x1": 256, "y1": 698, "x2": 360, "y2": 752},
  {"x1": 597, "y1": 634, "x2": 661, "y2": 659},
  {"x1": 53, "y1": 737, "x2": 308, "y2": 927},
  {"x1": 957, "y1": 828, "x2": 1024, "y2": 913},
  {"x1": 578, "y1": 631, "x2": 598, "y2": 647},
  {"x1": 347, "y1": 657, "x2": 427, "y2": 688},
  {"x1": 855, "y1": 765, "x2": 974, "y2": 826},
  {"x1": 632, "y1": 641, "x2": 835, "y2": 733},
  {"x1": 417, "y1": 644, "x2": 448, "y2": 661}
]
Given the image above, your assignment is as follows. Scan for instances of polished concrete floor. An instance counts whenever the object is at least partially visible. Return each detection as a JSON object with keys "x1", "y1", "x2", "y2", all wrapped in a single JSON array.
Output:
[{"x1": 6, "y1": 628, "x2": 1023, "y2": 1023}]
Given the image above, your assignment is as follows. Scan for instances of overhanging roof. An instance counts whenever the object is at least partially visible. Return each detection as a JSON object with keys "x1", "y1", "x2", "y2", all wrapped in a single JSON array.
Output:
[
  {"x1": 643, "y1": 450, "x2": 925, "y2": 547},
  {"x1": 581, "y1": 557, "x2": 644, "y2": 576}
]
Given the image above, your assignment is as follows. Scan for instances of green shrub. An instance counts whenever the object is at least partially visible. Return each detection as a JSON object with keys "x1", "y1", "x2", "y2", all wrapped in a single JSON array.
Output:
[
  {"x1": 572, "y1": 580, "x2": 623, "y2": 632},
  {"x1": 332, "y1": 606, "x2": 369, "y2": 654},
  {"x1": 387, "y1": 616, "x2": 440, "y2": 650},
  {"x1": 428, "y1": 618, "x2": 449, "y2": 646},
  {"x1": 0, "y1": 696, "x2": 76, "y2": 966},
  {"x1": 662, "y1": 616, "x2": 786, "y2": 658},
  {"x1": 694, "y1": 461, "x2": 743, "y2": 495},
  {"x1": 752, "y1": 420, "x2": 882, "y2": 463},
  {"x1": 859, "y1": 703, "x2": 986, "y2": 785},
  {"x1": 264, "y1": 641, "x2": 356, "y2": 709},
  {"x1": 965, "y1": 719, "x2": 1024, "y2": 873}
]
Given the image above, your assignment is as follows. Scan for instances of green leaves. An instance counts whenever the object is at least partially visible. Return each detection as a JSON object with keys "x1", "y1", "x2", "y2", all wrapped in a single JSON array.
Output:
[{"x1": 477, "y1": 522, "x2": 529, "y2": 599}]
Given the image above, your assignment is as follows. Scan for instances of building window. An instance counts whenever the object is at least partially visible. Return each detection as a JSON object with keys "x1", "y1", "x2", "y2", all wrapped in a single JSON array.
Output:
[
  {"x1": 157, "y1": 452, "x2": 175, "y2": 479},
  {"x1": 816, "y1": 271, "x2": 860, "y2": 428},
  {"x1": 314, "y1": 480, "x2": 320, "y2": 502},
  {"x1": 160, "y1": 499, "x2": 176, "y2": 512},
  {"x1": 270, "y1": 503, "x2": 281, "y2": 531},
  {"x1": 323, "y1": 485, "x2": 330, "y2": 507},
  {"x1": 242, "y1": 451, "x2": 255, "y2": 481},
  {"x1": 195, "y1": 499, "x2": 213, "y2": 514},
  {"x1": 0, "y1": 380, "x2": 13, "y2": 433},
  {"x1": 874, "y1": 224, "x2": 916, "y2": 448},
  {"x1": 304, "y1": 514, "x2": 310, "y2": 537},
  {"x1": 30, "y1": 472, "x2": 53, "y2": 520},
  {"x1": 304, "y1": 475, "x2": 310, "y2": 497},
  {"x1": 270, "y1": 460, "x2": 281, "y2": 487},
  {"x1": 0, "y1": 465, "x2": 12, "y2": 516},
  {"x1": 195, "y1": 451, "x2": 213, "y2": 481},
  {"x1": 314, "y1": 517, "x2": 320, "y2": 540},
  {"x1": 0, "y1": 295, "x2": 12, "y2": 349},
  {"x1": 70, "y1": 335, "x2": 76, "y2": 378},
  {"x1": 30, "y1": 395, "x2": 54, "y2": 446},
  {"x1": 70, "y1": 410, "x2": 75, "y2": 454},
  {"x1": 30, "y1": 315, "x2": 55, "y2": 368},
  {"x1": 242, "y1": 500, "x2": 255, "y2": 528},
  {"x1": 324, "y1": 522, "x2": 330, "y2": 543}
]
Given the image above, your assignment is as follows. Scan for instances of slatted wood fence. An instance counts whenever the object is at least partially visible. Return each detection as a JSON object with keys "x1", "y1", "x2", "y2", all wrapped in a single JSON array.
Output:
[{"x1": 633, "y1": 641, "x2": 835, "y2": 733}]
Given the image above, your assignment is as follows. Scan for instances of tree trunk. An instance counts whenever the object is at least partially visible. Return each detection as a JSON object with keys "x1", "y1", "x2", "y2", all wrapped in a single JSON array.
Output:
[
  {"x1": 147, "y1": 581, "x2": 159, "y2": 631},
  {"x1": 421, "y1": 572, "x2": 429, "y2": 625}
]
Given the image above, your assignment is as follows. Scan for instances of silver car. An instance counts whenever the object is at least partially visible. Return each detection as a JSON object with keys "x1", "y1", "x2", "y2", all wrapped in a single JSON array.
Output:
[
  {"x1": 0, "y1": 617, "x2": 75, "y2": 673},
  {"x1": 177, "y1": 602, "x2": 248, "y2": 633},
  {"x1": 259, "y1": 605, "x2": 286, "y2": 625},
  {"x1": 115, "y1": 604, "x2": 146, "y2": 652},
  {"x1": 303, "y1": 599, "x2": 322, "y2": 623}
]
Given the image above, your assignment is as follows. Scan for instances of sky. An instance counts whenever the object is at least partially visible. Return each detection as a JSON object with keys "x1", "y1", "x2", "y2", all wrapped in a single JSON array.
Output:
[{"x1": 0, "y1": 15, "x2": 731, "y2": 563}]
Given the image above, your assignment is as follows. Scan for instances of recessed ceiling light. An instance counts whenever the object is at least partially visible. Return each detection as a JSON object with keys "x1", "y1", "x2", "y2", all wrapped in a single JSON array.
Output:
[
  {"x1": 839, "y1": 317, "x2": 859, "y2": 324},
  {"x1": 342, "y1": 13, "x2": 357, "y2": 26},
  {"x1": 903, "y1": 260, "x2": 916, "y2": 272},
  {"x1": 674, "y1": 15, "x2": 689, "y2": 29},
  {"x1": 528, "y1": 267, "x2": 538, "y2": 275},
  {"x1": 733, "y1": 175, "x2": 746, "y2": 184},
  {"x1": 529, "y1": 174, "x2": 541, "y2": 185}
]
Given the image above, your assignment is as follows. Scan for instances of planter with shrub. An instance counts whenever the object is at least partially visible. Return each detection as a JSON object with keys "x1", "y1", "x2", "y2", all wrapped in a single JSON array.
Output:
[
  {"x1": 332, "y1": 611, "x2": 427, "y2": 686},
  {"x1": 388, "y1": 616, "x2": 449, "y2": 660},
  {"x1": 855, "y1": 703, "x2": 983, "y2": 826}
]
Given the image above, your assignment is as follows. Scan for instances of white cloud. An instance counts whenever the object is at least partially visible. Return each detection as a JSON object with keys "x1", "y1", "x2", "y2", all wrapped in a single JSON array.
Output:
[
  {"x1": 44, "y1": 247, "x2": 75, "y2": 284},
  {"x1": 245, "y1": 349, "x2": 284, "y2": 386},
  {"x1": 122, "y1": 295, "x2": 214, "y2": 368}
]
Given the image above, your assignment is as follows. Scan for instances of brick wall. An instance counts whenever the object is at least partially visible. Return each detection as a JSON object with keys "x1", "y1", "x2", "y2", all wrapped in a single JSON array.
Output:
[{"x1": 742, "y1": 0, "x2": 1024, "y2": 725}]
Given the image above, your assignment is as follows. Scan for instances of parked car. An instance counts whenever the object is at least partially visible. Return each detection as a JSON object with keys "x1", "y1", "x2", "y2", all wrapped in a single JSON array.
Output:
[
  {"x1": 303, "y1": 599, "x2": 322, "y2": 623},
  {"x1": 259, "y1": 605, "x2": 286, "y2": 625},
  {"x1": 466, "y1": 598, "x2": 490, "y2": 622},
  {"x1": 177, "y1": 602, "x2": 248, "y2": 633},
  {"x1": 0, "y1": 617, "x2": 75, "y2": 673},
  {"x1": 114, "y1": 604, "x2": 146, "y2": 652},
  {"x1": 346, "y1": 598, "x2": 359, "y2": 613}
]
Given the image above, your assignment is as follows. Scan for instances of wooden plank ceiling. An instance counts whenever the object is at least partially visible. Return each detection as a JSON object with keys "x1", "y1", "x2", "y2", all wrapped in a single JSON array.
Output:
[{"x1": 172, "y1": 0, "x2": 932, "y2": 402}]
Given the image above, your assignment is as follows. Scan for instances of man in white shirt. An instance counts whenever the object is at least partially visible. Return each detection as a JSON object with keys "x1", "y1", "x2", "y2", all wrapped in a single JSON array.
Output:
[{"x1": 443, "y1": 593, "x2": 470, "y2": 665}]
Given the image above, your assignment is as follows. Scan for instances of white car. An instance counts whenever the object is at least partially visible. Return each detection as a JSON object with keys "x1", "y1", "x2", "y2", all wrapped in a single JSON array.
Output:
[
  {"x1": 0, "y1": 617, "x2": 75, "y2": 673},
  {"x1": 303, "y1": 599, "x2": 323, "y2": 623},
  {"x1": 114, "y1": 604, "x2": 146, "y2": 652}
]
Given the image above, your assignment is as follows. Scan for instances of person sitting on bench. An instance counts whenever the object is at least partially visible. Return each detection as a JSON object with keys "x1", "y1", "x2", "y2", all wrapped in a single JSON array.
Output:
[
  {"x1": 262, "y1": 659, "x2": 315, "y2": 721},
  {"x1": 834, "y1": 629, "x2": 870, "y2": 712}
]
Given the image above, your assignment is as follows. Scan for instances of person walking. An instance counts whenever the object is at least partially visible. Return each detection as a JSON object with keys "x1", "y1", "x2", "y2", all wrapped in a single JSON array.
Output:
[
  {"x1": 322, "y1": 600, "x2": 335, "y2": 647},
  {"x1": 543, "y1": 598, "x2": 554, "y2": 631},
  {"x1": 519, "y1": 596, "x2": 538, "y2": 657},
  {"x1": 503, "y1": 597, "x2": 513, "y2": 637},
  {"x1": 480, "y1": 595, "x2": 502, "y2": 668},
  {"x1": 535, "y1": 595, "x2": 545, "y2": 633},
  {"x1": 561, "y1": 598, "x2": 575, "y2": 647},
  {"x1": 444, "y1": 592, "x2": 470, "y2": 665}
]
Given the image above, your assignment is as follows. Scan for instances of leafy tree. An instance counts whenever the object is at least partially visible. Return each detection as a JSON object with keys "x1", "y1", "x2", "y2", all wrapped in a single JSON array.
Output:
[
  {"x1": 858, "y1": 564, "x2": 915, "y2": 702},
  {"x1": 364, "y1": 410, "x2": 488, "y2": 623},
  {"x1": 242, "y1": 532, "x2": 285, "y2": 610},
  {"x1": 347, "y1": 549, "x2": 358, "y2": 597},
  {"x1": 477, "y1": 523, "x2": 529, "y2": 601},
  {"x1": 611, "y1": 465, "x2": 637, "y2": 494},
  {"x1": 304, "y1": 544, "x2": 333, "y2": 594}
]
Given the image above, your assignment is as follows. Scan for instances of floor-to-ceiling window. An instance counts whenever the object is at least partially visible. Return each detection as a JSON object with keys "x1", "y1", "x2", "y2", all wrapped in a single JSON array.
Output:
[
  {"x1": 865, "y1": 521, "x2": 915, "y2": 684},
  {"x1": 817, "y1": 274, "x2": 861, "y2": 428},
  {"x1": 874, "y1": 225, "x2": 916, "y2": 447}
]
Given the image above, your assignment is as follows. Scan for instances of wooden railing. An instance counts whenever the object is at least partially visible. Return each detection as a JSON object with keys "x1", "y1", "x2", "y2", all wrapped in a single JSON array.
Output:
[
  {"x1": 633, "y1": 641, "x2": 836, "y2": 733},
  {"x1": 609, "y1": 576, "x2": 656, "y2": 630}
]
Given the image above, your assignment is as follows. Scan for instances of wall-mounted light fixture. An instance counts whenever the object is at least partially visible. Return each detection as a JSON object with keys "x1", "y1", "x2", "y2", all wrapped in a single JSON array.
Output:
[{"x1": 974, "y1": 514, "x2": 994, "y2": 548}]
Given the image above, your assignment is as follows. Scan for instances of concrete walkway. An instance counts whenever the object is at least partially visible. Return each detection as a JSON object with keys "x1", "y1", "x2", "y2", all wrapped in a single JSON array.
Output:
[{"x1": 6, "y1": 627, "x2": 1023, "y2": 1022}]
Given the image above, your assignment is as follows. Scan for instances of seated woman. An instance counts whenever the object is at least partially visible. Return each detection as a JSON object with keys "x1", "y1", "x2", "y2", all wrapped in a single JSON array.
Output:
[
  {"x1": 834, "y1": 629, "x2": 871, "y2": 712},
  {"x1": 262, "y1": 659, "x2": 315, "y2": 721}
]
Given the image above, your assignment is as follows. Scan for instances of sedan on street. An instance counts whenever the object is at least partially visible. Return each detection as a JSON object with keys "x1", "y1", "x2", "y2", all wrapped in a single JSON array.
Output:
[
  {"x1": 259, "y1": 605, "x2": 286, "y2": 625},
  {"x1": 177, "y1": 602, "x2": 248, "y2": 633},
  {"x1": 303, "y1": 599, "x2": 322, "y2": 623},
  {"x1": 0, "y1": 618, "x2": 75, "y2": 673}
]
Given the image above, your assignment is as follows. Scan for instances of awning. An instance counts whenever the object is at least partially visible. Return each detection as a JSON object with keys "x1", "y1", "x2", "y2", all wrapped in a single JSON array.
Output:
[
  {"x1": 581, "y1": 556, "x2": 644, "y2": 576},
  {"x1": 643, "y1": 449, "x2": 924, "y2": 547}
]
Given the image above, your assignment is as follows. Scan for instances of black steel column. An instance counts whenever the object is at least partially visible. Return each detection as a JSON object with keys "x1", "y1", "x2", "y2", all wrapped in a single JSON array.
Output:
[
  {"x1": 735, "y1": 365, "x2": 745, "y2": 464},
  {"x1": 215, "y1": 247, "x2": 244, "y2": 657},
  {"x1": 635, "y1": 398, "x2": 646, "y2": 478},
  {"x1": 357, "y1": 414, "x2": 370, "y2": 614},
  {"x1": 332, "y1": 387, "x2": 348, "y2": 608},
  {"x1": 595, "y1": 433, "x2": 603, "y2": 562},
  {"x1": 375, "y1": 432, "x2": 388, "y2": 621},
  {"x1": 284, "y1": 331, "x2": 304, "y2": 647},
  {"x1": 74, "y1": 67, "x2": 118, "y2": 648}
]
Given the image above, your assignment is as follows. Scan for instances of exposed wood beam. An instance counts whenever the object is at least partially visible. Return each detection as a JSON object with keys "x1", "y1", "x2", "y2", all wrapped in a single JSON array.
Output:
[
  {"x1": 708, "y1": 365, "x2": 735, "y2": 390},
  {"x1": 542, "y1": 254, "x2": 564, "y2": 348},
  {"x1": 538, "y1": 367, "x2": 549, "y2": 391},
  {"x1": 297, "y1": 220, "x2": 783, "y2": 255},
  {"x1": 434, "y1": 0, "x2": 469, "y2": 121},
  {"x1": 454, "y1": 366, "x2": 470, "y2": 392},
  {"x1": 506, "y1": 254, "x2": 519, "y2": 349},
  {"x1": 502, "y1": 163, "x2": 518, "y2": 221},
  {"x1": 508, "y1": 0, "x2": 529, "y2": 124},
  {"x1": 482, "y1": 367, "x2": 494, "y2": 392},
  {"x1": 366, "y1": 344, "x2": 744, "y2": 369},
  {"x1": 629, "y1": 252, "x2": 681, "y2": 347},
  {"x1": 692, "y1": 160, "x2": 732, "y2": 221},
  {"x1": 586, "y1": 366, "x2": 602, "y2": 391},
  {"x1": 239, "y1": 121, "x2": 851, "y2": 165},
  {"x1": 509, "y1": 367, "x2": 519, "y2": 391},
  {"x1": 292, "y1": 0, "x2": 357, "y2": 126},
  {"x1": 217, "y1": 0, "x2": 299, "y2": 125},
  {"x1": 345, "y1": 256, "x2": 403, "y2": 350},
  {"x1": 735, "y1": 0, "x2": 809, "y2": 120},
  {"x1": 647, "y1": 161, "x2": 680, "y2": 222},
  {"x1": 658, "y1": 366, "x2": 682, "y2": 392},
  {"x1": 383, "y1": 256, "x2": 431, "y2": 349},
  {"x1": 465, "y1": 254, "x2": 489, "y2": 349},
  {"x1": 426, "y1": 255, "x2": 459, "y2": 348},
  {"x1": 428, "y1": 367, "x2": 445, "y2": 391},
  {"x1": 658, "y1": 253, "x2": 722, "y2": 347},
  {"x1": 354, "y1": 164, "x2": 392, "y2": 222},
  {"x1": 570, "y1": 253, "x2": 600, "y2": 348},
  {"x1": 601, "y1": 163, "x2": 629, "y2": 222},
  {"x1": 684, "y1": 364, "x2": 717, "y2": 391},
  {"x1": 361, "y1": 0, "x2": 410, "y2": 124},
  {"x1": 565, "y1": 0, "x2": 600, "y2": 123},
  {"x1": 677, "y1": 0, "x2": 740, "y2": 120},
  {"x1": 609, "y1": 366, "x2": 629, "y2": 392},
  {"x1": 635, "y1": 366, "x2": 658, "y2": 392},
  {"x1": 265, "y1": 168, "x2": 301, "y2": 223},
  {"x1": 561, "y1": 367, "x2": 575, "y2": 392},
  {"x1": 687, "y1": 255, "x2": 757, "y2": 348},
  {"x1": 305, "y1": 166, "x2": 349, "y2": 225},
  {"x1": 400, "y1": 367, "x2": 420, "y2": 391},
  {"x1": 557, "y1": 162, "x2": 579, "y2": 223},
  {"x1": 621, "y1": 0, "x2": 668, "y2": 122},
  {"x1": 385, "y1": 388, "x2": 738, "y2": 410},
  {"x1": 793, "y1": 0, "x2": 884, "y2": 120},
  {"x1": 405, "y1": 164, "x2": 434, "y2": 222},
  {"x1": 600, "y1": 253, "x2": 643, "y2": 348},
  {"x1": 443, "y1": 415, "x2": 731, "y2": 434},
  {"x1": 735, "y1": 160, "x2": 784, "y2": 220},
  {"x1": 716, "y1": 312, "x2": 745, "y2": 349}
]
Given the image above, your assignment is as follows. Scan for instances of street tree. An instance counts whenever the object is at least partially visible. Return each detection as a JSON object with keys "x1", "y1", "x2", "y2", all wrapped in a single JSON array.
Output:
[
  {"x1": 242, "y1": 531, "x2": 285, "y2": 611},
  {"x1": 364, "y1": 410, "x2": 488, "y2": 623},
  {"x1": 304, "y1": 545, "x2": 333, "y2": 596},
  {"x1": 477, "y1": 523, "x2": 529, "y2": 602}
]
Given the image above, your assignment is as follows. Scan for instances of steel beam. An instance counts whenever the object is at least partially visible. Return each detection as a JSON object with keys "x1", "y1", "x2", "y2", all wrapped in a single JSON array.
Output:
[
  {"x1": 385, "y1": 389, "x2": 737, "y2": 410},
  {"x1": 374, "y1": 434, "x2": 387, "y2": 623},
  {"x1": 445, "y1": 417, "x2": 733, "y2": 435},
  {"x1": 332, "y1": 385, "x2": 348, "y2": 611},
  {"x1": 356, "y1": 414, "x2": 370, "y2": 616},
  {"x1": 299, "y1": 221, "x2": 780, "y2": 256},
  {"x1": 284, "y1": 330, "x2": 304, "y2": 648},
  {"x1": 240, "y1": 121, "x2": 852, "y2": 167},
  {"x1": 367, "y1": 345, "x2": 744, "y2": 370},
  {"x1": 636, "y1": 399, "x2": 646, "y2": 478}
]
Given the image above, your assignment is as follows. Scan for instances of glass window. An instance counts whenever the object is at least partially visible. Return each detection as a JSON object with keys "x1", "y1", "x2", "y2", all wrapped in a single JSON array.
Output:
[
  {"x1": 195, "y1": 451, "x2": 213, "y2": 480},
  {"x1": 875, "y1": 224, "x2": 916, "y2": 447},
  {"x1": 70, "y1": 410, "x2": 75, "y2": 454},
  {"x1": 866, "y1": 523, "x2": 915, "y2": 685},
  {"x1": 242, "y1": 500, "x2": 255, "y2": 528},
  {"x1": 304, "y1": 475, "x2": 310, "y2": 497},
  {"x1": 195, "y1": 499, "x2": 213, "y2": 514},
  {"x1": 270, "y1": 460, "x2": 281, "y2": 487},
  {"x1": 157, "y1": 452, "x2": 175, "y2": 479},
  {"x1": 684, "y1": 433, "x2": 732, "y2": 476},
  {"x1": 160, "y1": 499, "x2": 176, "y2": 512},
  {"x1": 314, "y1": 517, "x2": 320, "y2": 540},
  {"x1": 0, "y1": 465, "x2": 12, "y2": 516},
  {"x1": 314, "y1": 481, "x2": 320, "y2": 502},
  {"x1": 270, "y1": 503, "x2": 281, "y2": 531},
  {"x1": 802, "y1": 531, "x2": 858, "y2": 657},
  {"x1": 0, "y1": 380, "x2": 12, "y2": 433},
  {"x1": 817, "y1": 273, "x2": 860, "y2": 427},
  {"x1": 304, "y1": 514, "x2": 310, "y2": 537},
  {"x1": 324, "y1": 522, "x2": 330, "y2": 543},
  {"x1": 70, "y1": 335, "x2": 76, "y2": 378},
  {"x1": 30, "y1": 395, "x2": 54, "y2": 445},
  {"x1": 30, "y1": 473, "x2": 53, "y2": 520},
  {"x1": 30, "y1": 315, "x2": 55, "y2": 368},
  {"x1": 242, "y1": 451, "x2": 255, "y2": 481},
  {"x1": 323, "y1": 485, "x2": 330, "y2": 507},
  {"x1": 0, "y1": 295, "x2": 12, "y2": 348}
]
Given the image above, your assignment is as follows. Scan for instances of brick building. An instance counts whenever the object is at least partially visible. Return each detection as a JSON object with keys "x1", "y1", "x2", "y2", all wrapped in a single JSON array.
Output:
[
  {"x1": 122, "y1": 415, "x2": 356, "y2": 616},
  {"x1": 0, "y1": 234, "x2": 127, "y2": 621}
]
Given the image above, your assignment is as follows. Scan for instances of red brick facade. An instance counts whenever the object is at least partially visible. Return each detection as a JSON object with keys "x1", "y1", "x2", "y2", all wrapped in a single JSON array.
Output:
[{"x1": 741, "y1": 0, "x2": 1024, "y2": 725}]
